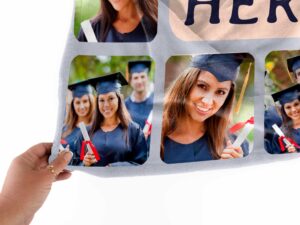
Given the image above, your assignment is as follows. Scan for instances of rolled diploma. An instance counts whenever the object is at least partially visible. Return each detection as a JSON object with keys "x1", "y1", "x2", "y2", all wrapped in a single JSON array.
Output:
[
  {"x1": 78, "y1": 122, "x2": 93, "y2": 154},
  {"x1": 232, "y1": 123, "x2": 254, "y2": 147},
  {"x1": 143, "y1": 110, "x2": 153, "y2": 133},
  {"x1": 59, "y1": 144, "x2": 65, "y2": 151},
  {"x1": 272, "y1": 124, "x2": 292, "y2": 146}
]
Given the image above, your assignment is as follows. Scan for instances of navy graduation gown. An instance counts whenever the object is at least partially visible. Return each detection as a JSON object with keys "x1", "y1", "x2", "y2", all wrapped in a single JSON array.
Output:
[
  {"x1": 125, "y1": 93, "x2": 154, "y2": 149},
  {"x1": 264, "y1": 106, "x2": 283, "y2": 154},
  {"x1": 267, "y1": 128, "x2": 300, "y2": 154},
  {"x1": 264, "y1": 106, "x2": 282, "y2": 137},
  {"x1": 163, "y1": 134, "x2": 249, "y2": 164},
  {"x1": 78, "y1": 122, "x2": 148, "y2": 167},
  {"x1": 125, "y1": 93, "x2": 154, "y2": 129},
  {"x1": 61, "y1": 126, "x2": 81, "y2": 165},
  {"x1": 78, "y1": 17, "x2": 156, "y2": 42}
]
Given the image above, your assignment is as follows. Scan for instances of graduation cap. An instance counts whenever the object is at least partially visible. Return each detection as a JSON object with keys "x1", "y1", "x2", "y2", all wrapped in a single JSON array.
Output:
[
  {"x1": 68, "y1": 81, "x2": 93, "y2": 98},
  {"x1": 191, "y1": 54, "x2": 243, "y2": 82},
  {"x1": 128, "y1": 60, "x2": 151, "y2": 75},
  {"x1": 287, "y1": 56, "x2": 300, "y2": 74},
  {"x1": 88, "y1": 72, "x2": 128, "y2": 94},
  {"x1": 271, "y1": 84, "x2": 300, "y2": 105}
]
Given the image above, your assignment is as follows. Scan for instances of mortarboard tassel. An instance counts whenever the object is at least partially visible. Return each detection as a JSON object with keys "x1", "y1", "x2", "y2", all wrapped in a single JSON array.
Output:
[{"x1": 234, "y1": 62, "x2": 252, "y2": 114}]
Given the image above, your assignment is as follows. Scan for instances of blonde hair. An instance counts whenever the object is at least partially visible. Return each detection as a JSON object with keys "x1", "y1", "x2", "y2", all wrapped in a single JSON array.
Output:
[{"x1": 62, "y1": 94, "x2": 96, "y2": 138}]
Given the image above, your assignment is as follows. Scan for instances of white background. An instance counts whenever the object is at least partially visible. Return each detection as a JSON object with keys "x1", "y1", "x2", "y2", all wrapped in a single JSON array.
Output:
[{"x1": 1, "y1": 1, "x2": 300, "y2": 225}]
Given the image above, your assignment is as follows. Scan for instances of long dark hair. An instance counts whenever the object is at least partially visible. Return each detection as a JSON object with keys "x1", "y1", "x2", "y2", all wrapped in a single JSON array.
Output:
[
  {"x1": 93, "y1": 0, "x2": 158, "y2": 41},
  {"x1": 281, "y1": 105, "x2": 295, "y2": 139},
  {"x1": 89, "y1": 92, "x2": 131, "y2": 140},
  {"x1": 161, "y1": 68, "x2": 235, "y2": 160}
]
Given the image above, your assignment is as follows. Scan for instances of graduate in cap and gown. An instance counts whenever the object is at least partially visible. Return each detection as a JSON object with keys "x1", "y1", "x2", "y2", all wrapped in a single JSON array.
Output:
[
  {"x1": 77, "y1": 0, "x2": 158, "y2": 42},
  {"x1": 79, "y1": 72, "x2": 148, "y2": 167},
  {"x1": 61, "y1": 82, "x2": 95, "y2": 165},
  {"x1": 266, "y1": 84, "x2": 300, "y2": 154},
  {"x1": 264, "y1": 56, "x2": 300, "y2": 152},
  {"x1": 125, "y1": 60, "x2": 154, "y2": 143},
  {"x1": 161, "y1": 54, "x2": 250, "y2": 164}
]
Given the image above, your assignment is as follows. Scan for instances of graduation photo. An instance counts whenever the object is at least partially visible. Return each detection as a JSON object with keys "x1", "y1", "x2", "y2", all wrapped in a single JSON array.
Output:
[
  {"x1": 161, "y1": 53, "x2": 255, "y2": 164},
  {"x1": 61, "y1": 55, "x2": 155, "y2": 167},
  {"x1": 75, "y1": 0, "x2": 158, "y2": 42},
  {"x1": 265, "y1": 50, "x2": 300, "y2": 154}
]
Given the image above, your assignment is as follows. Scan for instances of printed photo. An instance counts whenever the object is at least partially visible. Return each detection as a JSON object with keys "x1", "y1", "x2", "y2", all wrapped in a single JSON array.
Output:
[
  {"x1": 74, "y1": 0, "x2": 158, "y2": 42},
  {"x1": 265, "y1": 50, "x2": 300, "y2": 154},
  {"x1": 161, "y1": 53, "x2": 254, "y2": 164},
  {"x1": 61, "y1": 55, "x2": 155, "y2": 166}
]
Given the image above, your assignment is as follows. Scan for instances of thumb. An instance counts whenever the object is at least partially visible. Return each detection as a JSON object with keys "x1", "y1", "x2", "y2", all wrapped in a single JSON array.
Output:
[
  {"x1": 51, "y1": 150, "x2": 73, "y2": 175},
  {"x1": 226, "y1": 139, "x2": 232, "y2": 147}
]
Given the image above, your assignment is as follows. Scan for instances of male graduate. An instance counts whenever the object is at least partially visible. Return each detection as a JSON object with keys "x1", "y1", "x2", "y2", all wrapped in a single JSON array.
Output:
[{"x1": 125, "y1": 60, "x2": 154, "y2": 142}]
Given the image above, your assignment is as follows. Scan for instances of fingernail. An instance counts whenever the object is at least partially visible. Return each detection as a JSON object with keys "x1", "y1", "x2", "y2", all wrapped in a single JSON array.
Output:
[{"x1": 62, "y1": 150, "x2": 73, "y2": 162}]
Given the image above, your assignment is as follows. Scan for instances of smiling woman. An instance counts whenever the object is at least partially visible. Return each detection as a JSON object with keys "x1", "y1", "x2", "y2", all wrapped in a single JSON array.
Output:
[
  {"x1": 61, "y1": 83, "x2": 96, "y2": 165},
  {"x1": 76, "y1": 0, "x2": 158, "y2": 42},
  {"x1": 78, "y1": 72, "x2": 149, "y2": 167},
  {"x1": 266, "y1": 84, "x2": 300, "y2": 154},
  {"x1": 161, "y1": 54, "x2": 253, "y2": 164}
]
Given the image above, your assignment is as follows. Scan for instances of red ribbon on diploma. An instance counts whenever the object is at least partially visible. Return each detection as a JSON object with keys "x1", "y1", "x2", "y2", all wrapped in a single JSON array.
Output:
[
  {"x1": 278, "y1": 136, "x2": 300, "y2": 152},
  {"x1": 60, "y1": 139, "x2": 67, "y2": 145},
  {"x1": 145, "y1": 120, "x2": 152, "y2": 134},
  {"x1": 229, "y1": 116, "x2": 254, "y2": 134},
  {"x1": 80, "y1": 140, "x2": 101, "y2": 161}
]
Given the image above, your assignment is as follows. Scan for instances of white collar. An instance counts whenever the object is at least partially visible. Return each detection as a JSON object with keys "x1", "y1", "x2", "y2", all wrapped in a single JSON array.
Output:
[{"x1": 130, "y1": 91, "x2": 151, "y2": 103}]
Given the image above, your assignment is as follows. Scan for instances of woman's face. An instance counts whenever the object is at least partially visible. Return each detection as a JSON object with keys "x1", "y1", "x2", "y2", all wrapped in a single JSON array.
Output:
[
  {"x1": 98, "y1": 92, "x2": 119, "y2": 119},
  {"x1": 283, "y1": 99, "x2": 300, "y2": 121},
  {"x1": 73, "y1": 95, "x2": 91, "y2": 118},
  {"x1": 185, "y1": 71, "x2": 232, "y2": 123},
  {"x1": 295, "y1": 68, "x2": 300, "y2": 84},
  {"x1": 108, "y1": 0, "x2": 133, "y2": 11}
]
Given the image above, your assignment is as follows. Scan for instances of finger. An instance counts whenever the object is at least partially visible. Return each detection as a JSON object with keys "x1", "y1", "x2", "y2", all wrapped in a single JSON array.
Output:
[
  {"x1": 85, "y1": 155, "x2": 93, "y2": 160},
  {"x1": 221, "y1": 153, "x2": 233, "y2": 159},
  {"x1": 222, "y1": 149, "x2": 242, "y2": 158},
  {"x1": 26, "y1": 143, "x2": 53, "y2": 159},
  {"x1": 234, "y1": 146, "x2": 243, "y2": 154},
  {"x1": 48, "y1": 150, "x2": 73, "y2": 177},
  {"x1": 17, "y1": 143, "x2": 53, "y2": 170},
  {"x1": 55, "y1": 171, "x2": 72, "y2": 182},
  {"x1": 226, "y1": 140, "x2": 232, "y2": 147},
  {"x1": 288, "y1": 147, "x2": 296, "y2": 153}
]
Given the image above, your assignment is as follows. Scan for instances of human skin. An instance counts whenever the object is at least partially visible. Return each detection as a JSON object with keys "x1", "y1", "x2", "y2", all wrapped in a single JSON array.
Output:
[
  {"x1": 185, "y1": 71, "x2": 231, "y2": 124},
  {"x1": 108, "y1": 0, "x2": 143, "y2": 33},
  {"x1": 169, "y1": 71, "x2": 243, "y2": 159},
  {"x1": 283, "y1": 99, "x2": 300, "y2": 122},
  {"x1": 108, "y1": 0, "x2": 133, "y2": 12},
  {"x1": 295, "y1": 68, "x2": 300, "y2": 84},
  {"x1": 0, "y1": 143, "x2": 73, "y2": 225},
  {"x1": 130, "y1": 71, "x2": 151, "y2": 138},
  {"x1": 283, "y1": 99, "x2": 300, "y2": 153},
  {"x1": 130, "y1": 72, "x2": 148, "y2": 96},
  {"x1": 73, "y1": 94, "x2": 91, "y2": 118},
  {"x1": 83, "y1": 92, "x2": 119, "y2": 166},
  {"x1": 98, "y1": 92, "x2": 119, "y2": 120}
]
